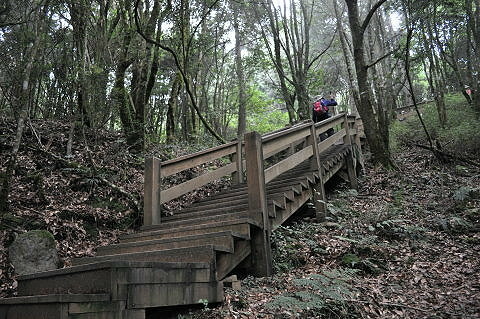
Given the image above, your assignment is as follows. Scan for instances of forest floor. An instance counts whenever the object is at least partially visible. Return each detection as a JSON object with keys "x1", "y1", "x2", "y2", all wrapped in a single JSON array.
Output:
[
  {"x1": 187, "y1": 148, "x2": 480, "y2": 319},
  {"x1": 1, "y1": 118, "x2": 479, "y2": 318}
]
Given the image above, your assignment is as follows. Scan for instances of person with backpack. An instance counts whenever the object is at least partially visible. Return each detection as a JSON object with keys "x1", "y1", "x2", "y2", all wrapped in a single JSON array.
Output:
[
  {"x1": 312, "y1": 97, "x2": 329, "y2": 123},
  {"x1": 312, "y1": 95, "x2": 337, "y2": 140}
]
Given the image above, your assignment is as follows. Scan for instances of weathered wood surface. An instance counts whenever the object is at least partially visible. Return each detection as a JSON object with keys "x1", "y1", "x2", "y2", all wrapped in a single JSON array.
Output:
[{"x1": 0, "y1": 115, "x2": 363, "y2": 319}]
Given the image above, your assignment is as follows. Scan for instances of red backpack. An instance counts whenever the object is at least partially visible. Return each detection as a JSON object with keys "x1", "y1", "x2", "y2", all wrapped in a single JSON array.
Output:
[{"x1": 313, "y1": 101, "x2": 328, "y2": 113}]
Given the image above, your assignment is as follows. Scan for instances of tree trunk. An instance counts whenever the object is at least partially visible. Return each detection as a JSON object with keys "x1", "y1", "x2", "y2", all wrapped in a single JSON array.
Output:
[
  {"x1": 233, "y1": 1, "x2": 247, "y2": 138},
  {"x1": 68, "y1": 0, "x2": 91, "y2": 128},
  {"x1": 345, "y1": 0, "x2": 393, "y2": 168},
  {"x1": 1, "y1": 6, "x2": 42, "y2": 214},
  {"x1": 166, "y1": 72, "x2": 182, "y2": 144},
  {"x1": 334, "y1": 0, "x2": 360, "y2": 112}
]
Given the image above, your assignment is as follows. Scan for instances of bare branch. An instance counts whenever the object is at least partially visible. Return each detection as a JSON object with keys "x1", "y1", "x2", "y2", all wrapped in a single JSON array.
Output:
[
  {"x1": 361, "y1": 0, "x2": 388, "y2": 32},
  {"x1": 365, "y1": 46, "x2": 399, "y2": 69},
  {"x1": 134, "y1": 0, "x2": 226, "y2": 144},
  {"x1": 307, "y1": 27, "x2": 338, "y2": 70}
]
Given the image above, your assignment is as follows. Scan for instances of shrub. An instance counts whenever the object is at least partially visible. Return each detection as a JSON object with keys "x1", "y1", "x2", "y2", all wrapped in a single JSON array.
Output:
[{"x1": 390, "y1": 94, "x2": 480, "y2": 156}]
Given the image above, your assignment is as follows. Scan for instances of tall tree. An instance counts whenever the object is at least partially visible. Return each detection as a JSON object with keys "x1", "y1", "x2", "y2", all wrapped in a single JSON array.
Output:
[
  {"x1": 344, "y1": 0, "x2": 394, "y2": 168},
  {"x1": 233, "y1": 0, "x2": 247, "y2": 138},
  {"x1": 1, "y1": 0, "x2": 46, "y2": 213}
]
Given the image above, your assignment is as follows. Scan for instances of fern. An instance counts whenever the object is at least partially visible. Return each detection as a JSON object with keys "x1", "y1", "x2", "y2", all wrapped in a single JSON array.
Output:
[
  {"x1": 453, "y1": 186, "x2": 474, "y2": 201},
  {"x1": 267, "y1": 268, "x2": 358, "y2": 315}
]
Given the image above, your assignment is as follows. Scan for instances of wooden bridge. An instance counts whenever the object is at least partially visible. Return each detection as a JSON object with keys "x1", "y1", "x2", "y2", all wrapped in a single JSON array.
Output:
[{"x1": 0, "y1": 113, "x2": 364, "y2": 319}]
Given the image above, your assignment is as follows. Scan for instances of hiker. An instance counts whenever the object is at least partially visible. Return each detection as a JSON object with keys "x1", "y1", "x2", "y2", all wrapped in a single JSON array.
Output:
[
  {"x1": 312, "y1": 95, "x2": 337, "y2": 140},
  {"x1": 465, "y1": 85, "x2": 473, "y2": 104}
]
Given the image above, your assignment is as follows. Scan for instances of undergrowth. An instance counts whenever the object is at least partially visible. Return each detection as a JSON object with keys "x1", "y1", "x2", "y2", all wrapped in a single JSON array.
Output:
[
  {"x1": 390, "y1": 94, "x2": 480, "y2": 156},
  {"x1": 267, "y1": 268, "x2": 360, "y2": 318}
]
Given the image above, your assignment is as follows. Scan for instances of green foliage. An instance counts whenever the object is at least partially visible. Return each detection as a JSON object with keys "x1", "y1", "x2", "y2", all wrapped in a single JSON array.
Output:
[
  {"x1": 435, "y1": 215, "x2": 475, "y2": 235},
  {"x1": 247, "y1": 108, "x2": 289, "y2": 134},
  {"x1": 267, "y1": 268, "x2": 359, "y2": 318},
  {"x1": 453, "y1": 186, "x2": 475, "y2": 201},
  {"x1": 271, "y1": 224, "x2": 327, "y2": 273},
  {"x1": 390, "y1": 94, "x2": 480, "y2": 155},
  {"x1": 370, "y1": 218, "x2": 427, "y2": 241}
]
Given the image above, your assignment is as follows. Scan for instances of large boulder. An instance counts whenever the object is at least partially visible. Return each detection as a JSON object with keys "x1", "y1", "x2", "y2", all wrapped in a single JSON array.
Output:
[{"x1": 8, "y1": 230, "x2": 60, "y2": 275}]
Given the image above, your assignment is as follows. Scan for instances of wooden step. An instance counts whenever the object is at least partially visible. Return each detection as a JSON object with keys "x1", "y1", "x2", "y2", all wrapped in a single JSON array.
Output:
[
  {"x1": 191, "y1": 169, "x2": 312, "y2": 203},
  {"x1": 163, "y1": 204, "x2": 249, "y2": 222},
  {"x1": 141, "y1": 211, "x2": 255, "y2": 231},
  {"x1": 267, "y1": 176, "x2": 310, "y2": 189},
  {"x1": 178, "y1": 197, "x2": 248, "y2": 214},
  {"x1": 169, "y1": 187, "x2": 297, "y2": 222},
  {"x1": 270, "y1": 186, "x2": 313, "y2": 230},
  {"x1": 191, "y1": 183, "x2": 301, "y2": 205},
  {"x1": 96, "y1": 231, "x2": 243, "y2": 257},
  {"x1": 120, "y1": 219, "x2": 252, "y2": 244},
  {"x1": 72, "y1": 246, "x2": 217, "y2": 266},
  {"x1": 127, "y1": 281, "x2": 223, "y2": 309},
  {"x1": 16, "y1": 261, "x2": 214, "y2": 297},
  {"x1": 0, "y1": 294, "x2": 136, "y2": 319},
  {"x1": 268, "y1": 189, "x2": 295, "y2": 202}
]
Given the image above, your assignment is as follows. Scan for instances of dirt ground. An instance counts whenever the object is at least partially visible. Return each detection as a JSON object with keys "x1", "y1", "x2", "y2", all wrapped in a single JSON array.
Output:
[{"x1": 188, "y1": 147, "x2": 480, "y2": 319}]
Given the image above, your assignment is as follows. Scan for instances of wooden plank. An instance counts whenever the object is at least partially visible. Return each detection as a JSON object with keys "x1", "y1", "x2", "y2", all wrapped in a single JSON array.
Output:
[
  {"x1": 232, "y1": 140, "x2": 244, "y2": 184},
  {"x1": 144, "y1": 157, "x2": 161, "y2": 226},
  {"x1": 155, "y1": 212, "x2": 255, "y2": 229},
  {"x1": 121, "y1": 221, "x2": 251, "y2": 244},
  {"x1": 97, "y1": 232, "x2": 236, "y2": 257},
  {"x1": 176, "y1": 198, "x2": 248, "y2": 216},
  {"x1": 161, "y1": 206, "x2": 249, "y2": 223},
  {"x1": 261, "y1": 121, "x2": 311, "y2": 142},
  {"x1": 262, "y1": 126, "x2": 311, "y2": 159},
  {"x1": 68, "y1": 301, "x2": 125, "y2": 314},
  {"x1": 264, "y1": 146, "x2": 313, "y2": 184},
  {"x1": 127, "y1": 281, "x2": 223, "y2": 308},
  {"x1": 0, "y1": 294, "x2": 111, "y2": 305},
  {"x1": 160, "y1": 162, "x2": 236, "y2": 203},
  {"x1": 245, "y1": 132, "x2": 268, "y2": 226},
  {"x1": 270, "y1": 188, "x2": 313, "y2": 230},
  {"x1": 73, "y1": 246, "x2": 217, "y2": 266},
  {"x1": 317, "y1": 129, "x2": 346, "y2": 154},
  {"x1": 161, "y1": 142, "x2": 237, "y2": 177},
  {"x1": 0, "y1": 303, "x2": 69, "y2": 319},
  {"x1": 216, "y1": 240, "x2": 252, "y2": 280},
  {"x1": 314, "y1": 113, "x2": 344, "y2": 134},
  {"x1": 244, "y1": 132, "x2": 272, "y2": 277}
]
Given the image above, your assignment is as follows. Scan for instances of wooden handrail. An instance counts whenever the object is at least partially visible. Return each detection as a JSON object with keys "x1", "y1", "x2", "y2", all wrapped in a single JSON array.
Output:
[
  {"x1": 160, "y1": 141, "x2": 238, "y2": 177},
  {"x1": 262, "y1": 121, "x2": 312, "y2": 142},
  {"x1": 143, "y1": 112, "x2": 364, "y2": 226}
]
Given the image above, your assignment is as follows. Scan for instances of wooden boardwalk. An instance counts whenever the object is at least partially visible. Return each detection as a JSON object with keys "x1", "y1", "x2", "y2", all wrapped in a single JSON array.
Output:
[{"x1": 0, "y1": 114, "x2": 364, "y2": 319}]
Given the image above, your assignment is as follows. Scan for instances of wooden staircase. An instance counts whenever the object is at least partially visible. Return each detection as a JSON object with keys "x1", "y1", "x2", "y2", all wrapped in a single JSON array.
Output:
[{"x1": 0, "y1": 115, "x2": 363, "y2": 319}]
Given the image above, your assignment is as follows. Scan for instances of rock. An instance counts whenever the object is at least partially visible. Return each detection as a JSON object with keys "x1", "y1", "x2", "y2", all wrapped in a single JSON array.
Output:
[{"x1": 8, "y1": 230, "x2": 60, "y2": 275}]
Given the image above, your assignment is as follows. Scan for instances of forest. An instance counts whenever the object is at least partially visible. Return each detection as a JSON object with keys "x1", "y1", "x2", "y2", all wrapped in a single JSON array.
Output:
[{"x1": 0, "y1": 0, "x2": 479, "y2": 318}]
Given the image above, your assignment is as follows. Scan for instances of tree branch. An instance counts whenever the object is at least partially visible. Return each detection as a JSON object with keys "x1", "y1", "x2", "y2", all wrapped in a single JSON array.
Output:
[
  {"x1": 365, "y1": 46, "x2": 400, "y2": 69},
  {"x1": 410, "y1": 143, "x2": 480, "y2": 167},
  {"x1": 361, "y1": 0, "x2": 388, "y2": 32},
  {"x1": 307, "y1": 27, "x2": 338, "y2": 70},
  {"x1": 133, "y1": 0, "x2": 226, "y2": 144}
]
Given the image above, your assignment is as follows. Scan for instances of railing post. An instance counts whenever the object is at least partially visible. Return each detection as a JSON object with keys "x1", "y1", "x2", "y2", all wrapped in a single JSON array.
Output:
[
  {"x1": 308, "y1": 122, "x2": 327, "y2": 221},
  {"x1": 343, "y1": 114, "x2": 358, "y2": 190},
  {"x1": 353, "y1": 117, "x2": 365, "y2": 172},
  {"x1": 144, "y1": 157, "x2": 161, "y2": 226},
  {"x1": 232, "y1": 139, "x2": 244, "y2": 184},
  {"x1": 244, "y1": 131, "x2": 272, "y2": 277}
]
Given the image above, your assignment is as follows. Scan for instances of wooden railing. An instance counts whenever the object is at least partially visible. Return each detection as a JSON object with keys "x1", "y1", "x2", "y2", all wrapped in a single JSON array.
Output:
[{"x1": 144, "y1": 112, "x2": 363, "y2": 226}]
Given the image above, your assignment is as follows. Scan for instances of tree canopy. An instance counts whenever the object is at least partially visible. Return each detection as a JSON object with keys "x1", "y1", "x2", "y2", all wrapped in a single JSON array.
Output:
[{"x1": 0, "y1": 0, "x2": 478, "y2": 163}]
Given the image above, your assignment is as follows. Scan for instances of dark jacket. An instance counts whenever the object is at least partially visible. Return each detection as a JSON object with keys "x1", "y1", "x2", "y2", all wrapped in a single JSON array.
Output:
[{"x1": 312, "y1": 98, "x2": 337, "y2": 123}]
